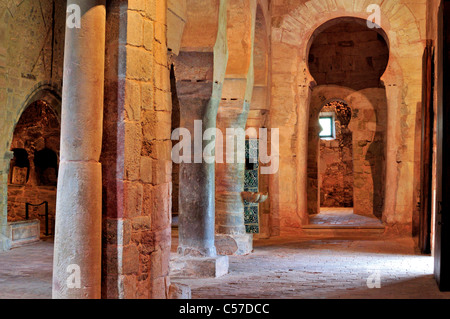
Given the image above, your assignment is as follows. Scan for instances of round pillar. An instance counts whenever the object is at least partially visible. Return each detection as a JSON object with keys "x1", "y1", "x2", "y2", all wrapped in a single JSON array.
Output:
[{"x1": 52, "y1": 0, "x2": 106, "y2": 299}]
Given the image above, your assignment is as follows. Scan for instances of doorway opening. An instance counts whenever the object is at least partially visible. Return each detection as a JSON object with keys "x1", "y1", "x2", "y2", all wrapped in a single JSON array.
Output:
[
  {"x1": 7, "y1": 99, "x2": 60, "y2": 246},
  {"x1": 305, "y1": 17, "x2": 389, "y2": 231}
]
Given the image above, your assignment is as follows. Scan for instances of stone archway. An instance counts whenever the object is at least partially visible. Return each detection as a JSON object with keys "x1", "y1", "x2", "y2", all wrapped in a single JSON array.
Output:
[
  {"x1": 0, "y1": 88, "x2": 61, "y2": 251},
  {"x1": 8, "y1": 99, "x2": 61, "y2": 245},
  {"x1": 308, "y1": 86, "x2": 388, "y2": 225},
  {"x1": 270, "y1": 0, "x2": 424, "y2": 235},
  {"x1": 305, "y1": 17, "x2": 389, "y2": 224},
  {"x1": 308, "y1": 99, "x2": 354, "y2": 215}
]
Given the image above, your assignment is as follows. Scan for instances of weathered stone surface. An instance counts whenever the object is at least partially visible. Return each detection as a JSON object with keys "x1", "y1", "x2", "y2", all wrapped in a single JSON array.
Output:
[
  {"x1": 52, "y1": 0, "x2": 106, "y2": 300},
  {"x1": 170, "y1": 254, "x2": 229, "y2": 278},
  {"x1": 7, "y1": 219, "x2": 40, "y2": 248},
  {"x1": 0, "y1": 0, "x2": 437, "y2": 301},
  {"x1": 215, "y1": 233, "x2": 253, "y2": 256},
  {"x1": 168, "y1": 282, "x2": 191, "y2": 299}
]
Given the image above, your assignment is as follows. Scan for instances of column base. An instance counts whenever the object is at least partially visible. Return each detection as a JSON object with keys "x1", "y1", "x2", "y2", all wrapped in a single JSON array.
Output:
[
  {"x1": 215, "y1": 233, "x2": 253, "y2": 256},
  {"x1": 168, "y1": 283, "x2": 192, "y2": 299},
  {"x1": 0, "y1": 232, "x2": 11, "y2": 251},
  {"x1": 170, "y1": 255, "x2": 229, "y2": 278}
]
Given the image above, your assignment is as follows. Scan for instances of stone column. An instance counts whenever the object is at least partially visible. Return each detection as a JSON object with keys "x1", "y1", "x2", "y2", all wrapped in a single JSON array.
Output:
[
  {"x1": 0, "y1": 151, "x2": 13, "y2": 251},
  {"x1": 383, "y1": 82, "x2": 400, "y2": 225},
  {"x1": 296, "y1": 84, "x2": 312, "y2": 225},
  {"x1": 215, "y1": 92, "x2": 253, "y2": 255},
  {"x1": 170, "y1": 52, "x2": 228, "y2": 278},
  {"x1": 52, "y1": 0, "x2": 106, "y2": 299}
]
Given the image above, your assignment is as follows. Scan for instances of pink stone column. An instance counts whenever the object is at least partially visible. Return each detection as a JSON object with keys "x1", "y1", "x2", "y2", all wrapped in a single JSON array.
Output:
[
  {"x1": 383, "y1": 82, "x2": 400, "y2": 225},
  {"x1": 296, "y1": 85, "x2": 312, "y2": 225},
  {"x1": 52, "y1": 0, "x2": 106, "y2": 299},
  {"x1": 215, "y1": 99, "x2": 253, "y2": 255}
]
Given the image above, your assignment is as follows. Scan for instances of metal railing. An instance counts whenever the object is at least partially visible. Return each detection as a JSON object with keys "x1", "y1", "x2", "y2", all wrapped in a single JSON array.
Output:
[{"x1": 25, "y1": 201, "x2": 51, "y2": 236}]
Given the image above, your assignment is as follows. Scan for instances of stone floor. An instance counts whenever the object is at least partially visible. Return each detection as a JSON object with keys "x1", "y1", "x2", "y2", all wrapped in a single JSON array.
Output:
[
  {"x1": 1, "y1": 235, "x2": 450, "y2": 299},
  {"x1": 0, "y1": 238, "x2": 53, "y2": 299},
  {"x1": 172, "y1": 236, "x2": 450, "y2": 299},
  {"x1": 309, "y1": 207, "x2": 383, "y2": 227}
]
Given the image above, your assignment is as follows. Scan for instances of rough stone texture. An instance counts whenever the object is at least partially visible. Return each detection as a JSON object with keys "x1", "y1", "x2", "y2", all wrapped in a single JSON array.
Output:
[
  {"x1": 169, "y1": 1, "x2": 229, "y2": 279},
  {"x1": 3, "y1": 236, "x2": 450, "y2": 299},
  {"x1": 0, "y1": 0, "x2": 65, "y2": 251},
  {"x1": 308, "y1": 86, "x2": 388, "y2": 220},
  {"x1": 173, "y1": 51, "x2": 219, "y2": 258},
  {"x1": 7, "y1": 219, "x2": 40, "y2": 248},
  {"x1": 168, "y1": 282, "x2": 191, "y2": 299},
  {"x1": 170, "y1": 254, "x2": 229, "y2": 278},
  {"x1": 215, "y1": 99, "x2": 254, "y2": 255},
  {"x1": 309, "y1": 20, "x2": 389, "y2": 91},
  {"x1": 101, "y1": 0, "x2": 172, "y2": 299},
  {"x1": 7, "y1": 100, "x2": 59, "y2": 237},
  {"x1": 318, "y1": 101, "x2": 353, "y2": 208},
  {"x1": 173, "y1": 236, "x2": 450, "y2": 299},
  {"x1": 271, "y1": 0, "x2": 426, "y2": 237},
  {"x1": 0, "y1": 0, "x2": 442, "y2": 300},
  {"x1": 215, "y1": 233, "x2": 253, "y2": 255}
]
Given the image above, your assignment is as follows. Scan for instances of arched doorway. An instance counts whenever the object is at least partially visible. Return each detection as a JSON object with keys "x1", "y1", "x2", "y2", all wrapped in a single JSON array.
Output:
[
  {"x1": 317, "y1": 100, "x2": 353, "y2": 209},
  {"x1": 7, "y1": 99, "x2": 60, "y2": 244},
  {"x1": 305, "y1": 17, "x2": 389, "y2": 230}
]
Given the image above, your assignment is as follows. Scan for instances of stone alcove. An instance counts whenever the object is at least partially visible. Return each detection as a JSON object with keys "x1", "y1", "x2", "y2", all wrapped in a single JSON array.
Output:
[{"x1": 7, "y1": 99, "x2": 60, "y2": 240}]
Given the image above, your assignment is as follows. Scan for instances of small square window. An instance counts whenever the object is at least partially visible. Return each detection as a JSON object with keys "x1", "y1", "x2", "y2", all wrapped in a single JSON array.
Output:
[{"x1": 319, "y1": 113, "x2": 335, "y2": 139}]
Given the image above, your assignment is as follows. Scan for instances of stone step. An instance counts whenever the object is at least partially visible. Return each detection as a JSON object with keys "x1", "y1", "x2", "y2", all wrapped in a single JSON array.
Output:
[{"x1": 301, "y1": 225, "x2": 385, "y2": 238}]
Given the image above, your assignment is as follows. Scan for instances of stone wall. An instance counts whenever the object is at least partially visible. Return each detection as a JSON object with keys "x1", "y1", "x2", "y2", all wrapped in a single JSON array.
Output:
[
  {"x1": 309, "y1": 20, "x2": 389, "y2": 91},
  {"x1": 270, "y1": 0, "x2": 426, "y2": 235},
  {"x1": 308, "y1": 86, "x2": 387, "y2": 219},
  {"x1": 306, "y1": 17, "x2": 388, "y2": 218},
  {"x1": 0, "y1": 0, "x2": 65, "y2": 250},
  {"x1": 318, "y1": 101, "x2": 353, "y2": 208},
  {"x1": 101, "y1": 0, "x2": 172, "y2": 299},
  {"x1": 349, "y1": 90, "x2": 387, "y2": 219},
  {"x1": 7, "y1": 100, "x2": 59, "y2": 236}
]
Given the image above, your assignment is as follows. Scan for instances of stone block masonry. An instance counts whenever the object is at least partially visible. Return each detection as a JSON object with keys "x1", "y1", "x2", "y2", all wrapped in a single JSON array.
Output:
[{"x1": 101, "y1": 0, "x2": 173, "y2": 299}]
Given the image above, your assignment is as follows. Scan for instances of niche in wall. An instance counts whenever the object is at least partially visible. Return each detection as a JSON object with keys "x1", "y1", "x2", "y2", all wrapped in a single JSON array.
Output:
[
  {"x1": 10, "y1": 148, "x2": 30, "y2": 185},
  {"x1": 34, "y1": 148, "x2": 58, "y2": 186}
]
